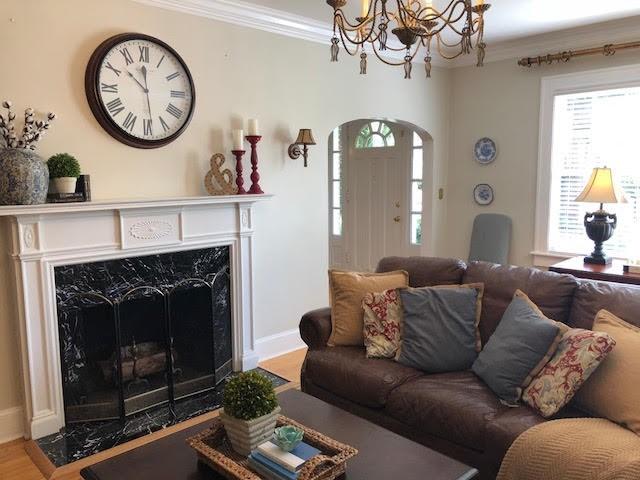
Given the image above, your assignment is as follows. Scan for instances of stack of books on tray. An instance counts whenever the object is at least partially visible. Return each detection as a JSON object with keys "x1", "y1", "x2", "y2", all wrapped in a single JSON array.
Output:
[{"x1": 248, "y1": 440, "x2": 320, "y2": 480}]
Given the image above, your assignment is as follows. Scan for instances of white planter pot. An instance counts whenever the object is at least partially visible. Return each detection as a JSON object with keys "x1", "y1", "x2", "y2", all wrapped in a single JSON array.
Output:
[
  {"x1": 220, "y1": 406, "x2": 281, "y2": 456},
  {"x1": 52, "y1": 177, "x2": 77, "y2": 194}
]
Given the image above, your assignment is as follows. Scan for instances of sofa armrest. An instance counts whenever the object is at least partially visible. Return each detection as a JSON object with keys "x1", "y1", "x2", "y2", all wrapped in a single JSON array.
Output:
[{"x1": 299, "y1": 308, "x2": 332, "y2": 350}]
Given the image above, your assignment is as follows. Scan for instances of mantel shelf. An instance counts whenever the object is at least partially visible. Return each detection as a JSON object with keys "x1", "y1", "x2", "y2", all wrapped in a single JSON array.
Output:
[{"x1": 0, "y1": 194, "x2": 273, "y2": 217}]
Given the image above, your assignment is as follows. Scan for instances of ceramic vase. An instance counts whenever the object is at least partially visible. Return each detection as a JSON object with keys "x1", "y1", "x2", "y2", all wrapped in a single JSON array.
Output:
[
  {"x1": 0, "y1": 148, "x2": 49, "y2": 205},
  {"x1": 219, "y1": 405, "x2": 281, "y2": 456}
]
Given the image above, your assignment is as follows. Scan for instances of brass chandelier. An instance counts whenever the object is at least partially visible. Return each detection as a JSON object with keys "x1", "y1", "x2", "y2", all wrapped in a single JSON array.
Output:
[{"x1": 328, "y1": 0, "x2": 491, "y2": 78}]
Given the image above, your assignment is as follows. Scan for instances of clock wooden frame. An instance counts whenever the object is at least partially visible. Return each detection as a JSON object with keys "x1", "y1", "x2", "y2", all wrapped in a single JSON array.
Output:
[{"x1": 85, "y1": 32, "x2": 196, "y2": 149}]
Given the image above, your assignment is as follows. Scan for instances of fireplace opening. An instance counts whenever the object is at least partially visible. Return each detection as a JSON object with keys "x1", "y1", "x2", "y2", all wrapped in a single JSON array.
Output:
[{"x1": 55, "y1": 247, "x2": 232, "y2": 424}]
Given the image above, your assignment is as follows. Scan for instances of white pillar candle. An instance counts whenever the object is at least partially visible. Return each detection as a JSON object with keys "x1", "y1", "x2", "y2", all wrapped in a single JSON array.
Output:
[
  {"x1": 248, "y1": 119, "x2": 259, "y2": 136},
  {"x1": 232, "y1": 129, "x2": 244, "y2": 150}
]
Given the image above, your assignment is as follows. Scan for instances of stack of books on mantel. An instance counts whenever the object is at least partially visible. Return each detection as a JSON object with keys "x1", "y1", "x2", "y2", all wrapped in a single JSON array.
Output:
[{"x1": 248, "y1": 440, "x2": 321, "y2": 480}]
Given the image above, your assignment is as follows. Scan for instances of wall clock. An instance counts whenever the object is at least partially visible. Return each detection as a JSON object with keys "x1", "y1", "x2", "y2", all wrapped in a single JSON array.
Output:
[{"x1": 85, "y1": 33, "x2": 195, "y2": 149}]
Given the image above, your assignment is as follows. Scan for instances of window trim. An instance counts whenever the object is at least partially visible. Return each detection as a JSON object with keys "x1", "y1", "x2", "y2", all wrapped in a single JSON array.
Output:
[
  {"x1": 533, "y1": 64, "x2": 640, "y2": 267},
  {"x1": 355, "y1": 121, "x2": 396, "y2": 149}
]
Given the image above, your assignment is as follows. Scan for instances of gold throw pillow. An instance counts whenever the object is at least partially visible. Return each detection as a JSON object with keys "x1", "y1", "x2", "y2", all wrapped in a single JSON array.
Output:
[
  {"x1": 328, "y1": 270, "x2": 409, "y2": 347},
  {"x1": 574, "y1": 310, "x2": 640, "y2": 435}
]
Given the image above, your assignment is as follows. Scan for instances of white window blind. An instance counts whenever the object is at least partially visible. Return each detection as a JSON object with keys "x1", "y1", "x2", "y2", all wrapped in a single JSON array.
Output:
[{"x1": 549, "y1": 86, "x2": 640, "y2": 258}]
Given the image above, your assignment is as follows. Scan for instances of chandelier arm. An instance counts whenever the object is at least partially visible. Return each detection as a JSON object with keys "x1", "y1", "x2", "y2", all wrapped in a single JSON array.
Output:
[
  {"x1": 435, "y1": 36, "x2": 466, "y2": 59},
  {"x1": 437, "y1": 35, "x2": 464, "y2": 48},
  {"x1": 338, "y1": 29, "x2": 363, "y2": 57}
]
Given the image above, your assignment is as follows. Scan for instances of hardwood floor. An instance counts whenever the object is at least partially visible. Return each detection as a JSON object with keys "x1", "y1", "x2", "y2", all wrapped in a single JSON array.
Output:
[{"x1": 0, "y1": 348, "x2": 306, "y2": 480}]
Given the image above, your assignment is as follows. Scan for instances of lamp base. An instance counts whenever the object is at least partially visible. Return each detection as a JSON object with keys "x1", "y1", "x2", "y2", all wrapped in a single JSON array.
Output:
[{"x1": 584, "y1": 255, "x2": 612, "y2": 265}]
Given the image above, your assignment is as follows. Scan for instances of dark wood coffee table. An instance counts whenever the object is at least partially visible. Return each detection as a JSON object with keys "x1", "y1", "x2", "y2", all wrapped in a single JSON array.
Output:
[{"x1": 81, "y1": 389, "x2": 478, "y2": 480}]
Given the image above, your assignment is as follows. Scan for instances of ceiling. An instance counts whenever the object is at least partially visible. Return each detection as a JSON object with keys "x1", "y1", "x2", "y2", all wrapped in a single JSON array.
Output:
[{"x1": 252, "y1": 0, "x2": 640, "y2": 44}]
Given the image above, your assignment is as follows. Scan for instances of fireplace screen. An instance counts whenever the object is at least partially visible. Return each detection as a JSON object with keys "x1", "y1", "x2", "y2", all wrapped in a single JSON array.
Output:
[{"x1": 55, "y1": 247, "x2": 232, "y2": 424}]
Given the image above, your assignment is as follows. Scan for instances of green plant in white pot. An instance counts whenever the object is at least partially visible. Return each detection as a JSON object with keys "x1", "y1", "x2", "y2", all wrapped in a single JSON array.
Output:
[
  {"x1": 220, "y1": 371, "x2": 280, "y2": 456},
  {"x1": 47, "y1": 153, "x2": 81, "y2": 194}
]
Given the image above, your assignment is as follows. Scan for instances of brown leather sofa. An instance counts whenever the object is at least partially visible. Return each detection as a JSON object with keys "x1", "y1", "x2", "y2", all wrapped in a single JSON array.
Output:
[{"x1": 299, "y1": 257, "x2": 640, "y2": 479}]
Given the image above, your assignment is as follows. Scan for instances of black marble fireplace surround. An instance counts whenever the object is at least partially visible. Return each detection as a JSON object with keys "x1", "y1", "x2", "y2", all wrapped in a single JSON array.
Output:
[
  {"x1": 54, "y1": 247, "x2": 234, "y2": 425},
  {"x1": 35, "y1": 247, "x2": 290, "y2": 467}
]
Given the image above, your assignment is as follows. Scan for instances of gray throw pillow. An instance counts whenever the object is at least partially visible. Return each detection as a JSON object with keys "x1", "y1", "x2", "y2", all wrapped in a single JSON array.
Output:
[
  {"x1": 397, "y1": 285, "x2": 483, "y2": 373},
  {"x1": 472, "y1": 290, "x2": 562, "y2": 405}
]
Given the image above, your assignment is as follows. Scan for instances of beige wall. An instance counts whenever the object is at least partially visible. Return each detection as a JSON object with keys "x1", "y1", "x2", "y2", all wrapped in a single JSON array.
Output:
[
  {"x1": 0, "y1": 0, "x2": 451, "y2": 415},
  {"x1": 444, "y1": 51, "x2": 640, "y2": 267}
]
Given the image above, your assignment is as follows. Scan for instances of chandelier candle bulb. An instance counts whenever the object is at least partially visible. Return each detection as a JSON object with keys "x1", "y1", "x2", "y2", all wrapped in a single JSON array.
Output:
[
  {"x1": 361, "y1": 0, "x2": 369, "y2": 18},
  {"x1": 248, "y1": 119, "x2": 259, "y2": 136},
  {"x1": 232, "y1": 129, "x2": 244, "y2": 151}
]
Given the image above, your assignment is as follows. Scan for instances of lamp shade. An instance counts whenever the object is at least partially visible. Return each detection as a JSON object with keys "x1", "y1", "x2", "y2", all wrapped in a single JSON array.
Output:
[
  {"x1": 295, "y1": 129, "x2": 316, "y2": 145},
  {"x1": 575, "y1": 167, "x2": 628, "y2": 205}
]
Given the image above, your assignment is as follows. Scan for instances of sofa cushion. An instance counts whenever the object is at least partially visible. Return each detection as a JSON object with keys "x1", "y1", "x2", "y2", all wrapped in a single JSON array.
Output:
[
  {"x1": 327, "y1": 270, "x2": 409, "y2": 347},
  {"x1": 574, "y1": 310, "x2": 640, "y2": 435},
  {"x1": 377, "y1": 256, "x2": 466, "y2": 287},
  {"x1": 396, "y1": 284, "x2": 483, "y2": 373},
  {"x1": 483, "y1": 403, "x2": 585, "y2": 468},
  {"x1": 568, "y1": 280, "x2": 640, "y2": 330},
  {"x1": 472, "y1": 290, "x2": 564, "y2": 405},
  {"x1": 385, "y1": 371, "x2": 502, "y2": 451},
  {"x1": 303, "y1": 346, "x2": 422, "y2": 408},
  {"x1": 523, "y1": 328, "x2": 616, "y2": 418},
  {"x1": 362, "y1": 288, "x2": 403, "y2": 358},
  {"x1": 462, "y1": 261, "x2": 578, "y2": 344}
]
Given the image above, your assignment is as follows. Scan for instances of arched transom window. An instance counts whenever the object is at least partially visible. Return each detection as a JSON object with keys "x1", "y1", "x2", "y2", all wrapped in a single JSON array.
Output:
[{"x1": 355, "y1": 121, "x2": 396, "y2": 148}]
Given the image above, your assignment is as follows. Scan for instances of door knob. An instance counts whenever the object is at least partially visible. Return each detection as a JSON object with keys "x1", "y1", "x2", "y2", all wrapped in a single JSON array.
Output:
[{"x1": 393, "y1": 216, "x2": 401, "y2": 223}]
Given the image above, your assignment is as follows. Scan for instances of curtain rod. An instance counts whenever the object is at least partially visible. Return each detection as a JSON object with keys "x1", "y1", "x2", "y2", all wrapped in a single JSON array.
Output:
[{"x1": 518, "y1": 40, "x2": 640, "y2": 67}]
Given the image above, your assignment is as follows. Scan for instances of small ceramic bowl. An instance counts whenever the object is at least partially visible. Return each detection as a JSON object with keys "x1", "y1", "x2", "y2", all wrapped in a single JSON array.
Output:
[{"x1": 273, "y1": 425, "x2": 304, "y2": 452}]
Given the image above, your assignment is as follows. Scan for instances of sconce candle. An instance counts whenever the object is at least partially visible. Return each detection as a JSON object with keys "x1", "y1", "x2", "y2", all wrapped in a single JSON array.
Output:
[
  {"x1": 232, "y1": 129, "x2": 244, "y2": 151},
  {"x1": 248, "y1": 119, "x2": 259, "y2": 136}
]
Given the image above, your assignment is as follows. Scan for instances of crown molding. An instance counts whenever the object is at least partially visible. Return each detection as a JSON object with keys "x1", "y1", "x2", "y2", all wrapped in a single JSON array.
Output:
[
  {"x1": 131, "y1": 0, "x2": 442, "y2": 65},
  {"x1": 134, "y1": 0, "x2": 640, "y2": 69},
  {"x1": 133, "y1": 0, "x2": 332, "y2": 45}
]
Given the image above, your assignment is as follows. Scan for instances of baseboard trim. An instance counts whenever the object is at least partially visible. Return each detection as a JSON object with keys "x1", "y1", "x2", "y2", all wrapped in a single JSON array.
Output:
[
  {"x1": 0, "y1": 406, "x2": 24, "y2": 444},
  {"x1": 255, "y1": 329, "x2": 305, "y2": 362}
]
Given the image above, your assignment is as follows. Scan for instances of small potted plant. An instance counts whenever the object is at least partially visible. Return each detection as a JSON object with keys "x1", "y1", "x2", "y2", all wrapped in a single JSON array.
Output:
[
  {"x1": 47, "y1": 153, "x2": 81, "y2": 194},
  {"x1": 220, "y1": 371, "x2": 280, "y2": 456}
]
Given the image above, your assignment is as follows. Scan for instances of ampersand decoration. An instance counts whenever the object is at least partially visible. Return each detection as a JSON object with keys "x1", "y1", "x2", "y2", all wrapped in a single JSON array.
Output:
[{"x1": 204, "y1": 153, "x2": 237, "y2": 196}]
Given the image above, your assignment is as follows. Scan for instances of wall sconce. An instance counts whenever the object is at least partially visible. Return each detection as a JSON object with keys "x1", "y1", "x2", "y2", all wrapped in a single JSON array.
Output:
[{"x1": 288, "y1": 129, "x2": 316, "y2": 167}]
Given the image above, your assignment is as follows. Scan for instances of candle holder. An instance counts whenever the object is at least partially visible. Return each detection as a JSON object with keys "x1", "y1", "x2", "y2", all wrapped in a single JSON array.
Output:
[
  {"x1": 245, "y1": 135, "x2": 263, "y2": 194},
  {"x1": 231, "y1": 150, "x2": 247, "y2": 195}
]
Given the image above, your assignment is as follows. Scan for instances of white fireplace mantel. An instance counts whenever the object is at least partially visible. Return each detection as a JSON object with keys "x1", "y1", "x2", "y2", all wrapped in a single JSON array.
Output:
[{"x1": 0, "y1": 194, "x2": 271, "y2": 439}]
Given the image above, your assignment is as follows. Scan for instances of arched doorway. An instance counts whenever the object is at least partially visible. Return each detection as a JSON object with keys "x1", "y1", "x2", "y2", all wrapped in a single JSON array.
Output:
[{"x1": 329, "y1": 119, "x2": 433, "y2": 270}]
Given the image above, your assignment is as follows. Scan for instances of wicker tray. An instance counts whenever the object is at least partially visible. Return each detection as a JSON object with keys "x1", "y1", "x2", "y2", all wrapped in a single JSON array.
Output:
[{"x1": 187, "y1": 415, "x2": 358, "y2": 480}]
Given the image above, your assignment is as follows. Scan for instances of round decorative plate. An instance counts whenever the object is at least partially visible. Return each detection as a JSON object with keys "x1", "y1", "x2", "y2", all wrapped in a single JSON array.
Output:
[
  {"x1": 474, "y1": 137, "x2": 497, "y2": 164},
  {"x1": 474, "y1": 184, "x2": 494, "y2": 205}
]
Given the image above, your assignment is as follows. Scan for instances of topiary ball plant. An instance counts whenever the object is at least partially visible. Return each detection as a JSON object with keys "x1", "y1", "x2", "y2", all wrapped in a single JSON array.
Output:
[
  {"x1": 223, "y1": 371, "x2": 278, "y2": 421},
  {"x1": 47, "y1": 153, "x2": 81, "y2": 179}
]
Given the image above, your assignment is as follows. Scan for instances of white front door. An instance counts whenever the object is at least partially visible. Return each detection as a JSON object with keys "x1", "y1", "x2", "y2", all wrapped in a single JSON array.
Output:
[{"x1": 330, "y1": 120, "x2": 423, "y2": 271}]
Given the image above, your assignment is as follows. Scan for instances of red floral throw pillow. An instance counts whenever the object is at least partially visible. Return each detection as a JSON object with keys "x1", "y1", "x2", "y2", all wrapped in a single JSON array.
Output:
[
  {"x1": 523, "y1": 328, "x2": 616, "y2": 418},
  {"x1": 362, "y1": 289, "x2": 402, "y2": 358}
]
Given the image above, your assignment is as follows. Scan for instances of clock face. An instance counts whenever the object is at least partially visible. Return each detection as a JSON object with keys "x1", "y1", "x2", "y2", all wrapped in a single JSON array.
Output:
[{"x1": 86, "y1": 34, "x2": 195, "y2": 148}]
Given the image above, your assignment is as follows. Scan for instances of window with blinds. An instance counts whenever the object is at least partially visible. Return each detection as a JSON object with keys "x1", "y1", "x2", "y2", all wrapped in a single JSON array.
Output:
[{"x1": 548, "y1": 86, "x2": 640, "y2": 258}]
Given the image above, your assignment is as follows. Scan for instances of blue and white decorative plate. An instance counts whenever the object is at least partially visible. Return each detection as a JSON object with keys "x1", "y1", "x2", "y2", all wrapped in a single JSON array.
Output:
[
  {"x1": 474, "y1": 137, "x2": 497, "y2": 164},
  {"x1": 474, "y1": 184, "x2": 494, "y2": 206}
]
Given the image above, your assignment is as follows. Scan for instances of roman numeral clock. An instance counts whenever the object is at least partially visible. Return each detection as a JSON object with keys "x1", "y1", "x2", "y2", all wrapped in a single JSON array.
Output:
[{"x1": 85, "y1": 33, "x2": 195, "y2": 148}]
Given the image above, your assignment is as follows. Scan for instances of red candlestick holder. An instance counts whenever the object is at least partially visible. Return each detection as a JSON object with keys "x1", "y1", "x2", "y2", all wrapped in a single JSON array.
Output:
[
  {"x1": 232, "y1": 150, "x2": 247, "y2": 195},
  {"x1": 245, "y1": 135, "x2": 263, "y2": 194}
]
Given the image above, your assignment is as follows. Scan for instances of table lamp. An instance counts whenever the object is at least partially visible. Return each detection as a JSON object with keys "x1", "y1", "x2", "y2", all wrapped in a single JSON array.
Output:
[{"x1": 575, "y1": 167, "x2": 627, "y2": 265}]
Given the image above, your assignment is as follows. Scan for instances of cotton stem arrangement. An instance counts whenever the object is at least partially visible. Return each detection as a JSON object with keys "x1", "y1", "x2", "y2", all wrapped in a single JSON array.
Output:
[{"x1": 0, "y1": 100, "x2": 56, "y2": 150}]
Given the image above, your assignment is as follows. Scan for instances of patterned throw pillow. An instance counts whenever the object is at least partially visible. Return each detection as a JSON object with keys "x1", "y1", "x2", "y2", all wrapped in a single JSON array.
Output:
[
  {"x1": 523, "y1": 328, "x2": 616, "y2": 418},
  {"x1": 362, "y1": 289, "x2": 403, "y2": 358}
]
